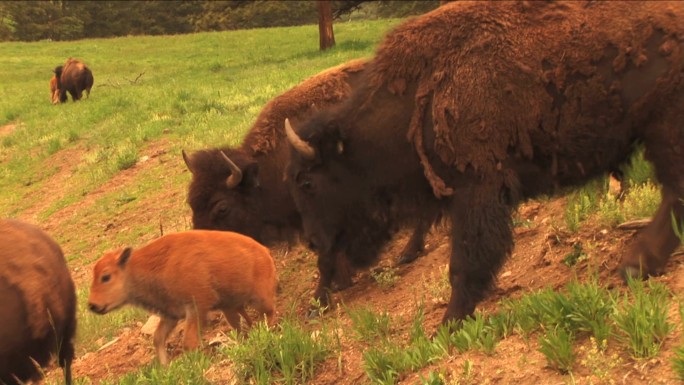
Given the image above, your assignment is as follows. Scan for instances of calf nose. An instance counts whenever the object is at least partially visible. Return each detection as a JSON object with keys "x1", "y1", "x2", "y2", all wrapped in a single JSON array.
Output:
[{"x1": 88, "y1": 303, "x2": 100, "y2": 313}]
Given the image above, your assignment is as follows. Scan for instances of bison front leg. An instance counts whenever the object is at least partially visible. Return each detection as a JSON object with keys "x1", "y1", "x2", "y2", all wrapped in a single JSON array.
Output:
[
  {"x1": 153, "y1": 317, "x2": 178, "y2": 365},
  {"x1": 443, "y1": 189, "x2": 513, "y2": 323},
  {"x1": 311, "y1": 251, "x2": 336, "y2": 315}
]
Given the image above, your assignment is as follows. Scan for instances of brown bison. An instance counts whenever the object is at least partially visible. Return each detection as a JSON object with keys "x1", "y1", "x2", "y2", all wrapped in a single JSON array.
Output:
[
  {"x1": 184, "y1": 59, "x2": 439, "y2": 292},
  {"x1": 285, "y1": 1, "x2": 684, "y2": 324},
  {"x1": 88, "y1": 230, "x2": 277, "y2": 365},
  {"x1": 54, "y1": 58, "x2": 94, "y2": 103},
  {"x1": 0, "y1": 219, "x2": 76, "y2": 385}
]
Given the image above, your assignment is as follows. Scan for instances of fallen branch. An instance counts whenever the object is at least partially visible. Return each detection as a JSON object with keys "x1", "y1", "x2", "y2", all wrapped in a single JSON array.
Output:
[
  {"x1": 126, "y1": 71, "x2": 145, "y2": 84},
  {"x1": 617, "y1": 218, "x2": 651, "y2": 230}
]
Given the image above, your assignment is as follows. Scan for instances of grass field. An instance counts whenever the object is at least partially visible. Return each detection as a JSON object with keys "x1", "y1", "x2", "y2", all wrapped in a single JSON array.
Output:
[{"x1": 2, "y1": 16, "x2": 683, "y2": 385}]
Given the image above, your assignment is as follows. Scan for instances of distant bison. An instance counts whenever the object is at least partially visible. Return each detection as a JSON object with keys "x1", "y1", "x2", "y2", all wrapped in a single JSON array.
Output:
[
  {"x1": 53, "y1": 58, "x2": 94, "y2": 103},
  {"x1": 285, "y1": 1, "x2": 684, "y2": 324},
  {"x1": 0, "y1": 219, "x2": 76, "y2": 385},
  {"x1": 184, "y1": 59, "x2": 439, "y2": 293},
  {"x1": 88, "y1": 230, "x2": 277, "y2": 365}
]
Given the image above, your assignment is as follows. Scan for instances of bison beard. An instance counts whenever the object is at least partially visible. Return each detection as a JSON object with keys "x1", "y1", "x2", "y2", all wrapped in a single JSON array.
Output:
[{"x1": 286, "y1": 1, "x2": 684, "y2": 325}]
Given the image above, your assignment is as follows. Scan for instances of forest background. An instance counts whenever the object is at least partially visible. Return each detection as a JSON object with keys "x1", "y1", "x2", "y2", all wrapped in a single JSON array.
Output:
[{"x1": 0, "y1": 0, "x2": 439, "y2": 42}]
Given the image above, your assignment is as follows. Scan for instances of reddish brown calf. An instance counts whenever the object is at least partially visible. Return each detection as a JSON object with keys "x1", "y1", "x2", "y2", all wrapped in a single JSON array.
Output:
[{"x1": 88, "y1": 230, "x2": 277, "y2": 365}]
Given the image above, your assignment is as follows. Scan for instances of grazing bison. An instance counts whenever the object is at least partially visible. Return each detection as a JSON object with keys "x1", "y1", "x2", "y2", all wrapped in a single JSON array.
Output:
[
  {"x1": 285, "y1": 1, "x2": 684, "y2": 324},
  {"x1": 0, "y1": 219, "x2": 76, "y2": 385},
  {"x1": 184, "y1": 59, "x2": 438, "y2": 292},
  {"x1": 49, "y1": 69, "x2": 61, "y2": 104},
  {"x1": 54, "y1": 58, "x2": 94, "y2": 103},
  {"x1": 88, "y1": 230, "x2": 277, "y2": 365}
]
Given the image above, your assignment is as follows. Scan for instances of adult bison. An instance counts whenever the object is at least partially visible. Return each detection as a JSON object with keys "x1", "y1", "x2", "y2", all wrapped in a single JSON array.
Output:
[
  {"x1": 0, "y1": 219, "x2": 76, "y2": 385},
  {"x1": 285, "y1": 1, "x2": 684, "y2": 324},
  {"x1": 54, "y1": 58, "x2": 94, "y2": 103},
  {"x1": 184, "y1": 59, "x2": 438, "y2": 290}
]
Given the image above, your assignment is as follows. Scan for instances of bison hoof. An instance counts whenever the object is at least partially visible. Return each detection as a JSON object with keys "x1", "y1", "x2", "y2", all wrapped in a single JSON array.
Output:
[
  {"x1": 397, "y1": 251, "x2": 420, "y2": 265},
  {"x1": 619, "y1": 265, "x2": 655, "y2": 282}
]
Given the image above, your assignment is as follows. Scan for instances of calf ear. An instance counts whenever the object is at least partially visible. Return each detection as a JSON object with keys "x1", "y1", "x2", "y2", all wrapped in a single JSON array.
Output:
[{"x1": 118, "y1": 247, "x2": 133, "y2": 267}]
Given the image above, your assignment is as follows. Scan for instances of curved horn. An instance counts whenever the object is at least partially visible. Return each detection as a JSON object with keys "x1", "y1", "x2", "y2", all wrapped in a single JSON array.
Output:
[
  {"x1": 285, "y1": 118, "x2": 315, "y2": 159},
  {"x1": 220, "y1": 151, "x2": 243, "y2": 189},
  {"x1": 182, "y1": 149, "x2": 194, "y2": 174}
]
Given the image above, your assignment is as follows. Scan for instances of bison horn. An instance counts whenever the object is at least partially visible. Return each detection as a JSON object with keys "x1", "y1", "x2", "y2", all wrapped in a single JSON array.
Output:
[
  {"x1": 220, "y1": 151, "x2": 243, "y2": 189},
  {"x1": 285, "y1": 118, "x2": 315, "y2": 159},
  {"x1": 182, "y1": 150, "x2": 194, "y2": 174}
]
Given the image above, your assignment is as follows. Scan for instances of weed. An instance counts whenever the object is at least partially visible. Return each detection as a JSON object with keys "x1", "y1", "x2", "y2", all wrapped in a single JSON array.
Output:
[
  {"x1": 621, "y1": 181, "x2": 660, "y2": 220},
  {"x1": 422, "y1": 264, "x2": 450, "y2": 305},
  {"x1": 564, "y1": 180, "x2": 603, "y2": 232},
  {"x1": 538, "y1": 327, "x2": 575, "y2": 374},
  {"x1": 223, "y1": 315, "x2": 330, "y2": 385},
  {"x1": 597, "y1": 192, "x2": 625, "y2": 227},
  {"x1": 612, "y1": 279, "x2": 673, "y2": 358},
  {"x1": 371, "y1": 266, "x2": 400, "y2": 290},
  {"x1": 563, "y1": 242, "x2": 586, "y2": 267},
  {"x1": 347, "y1": 306, "x2": 392, "y2": 343},
  {"x1": 578, "y1": 337, "x2": 622, "y2": 384},
  {"x1": 99, "y1": 350, "x2": 212, "y2": 385},
  {"x1": 672, "y1": 345, "x2": 684, "y2": 381}
]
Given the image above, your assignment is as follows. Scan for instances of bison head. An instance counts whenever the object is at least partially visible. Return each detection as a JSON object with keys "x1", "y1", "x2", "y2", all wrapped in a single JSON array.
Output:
[
  {"x1": 285, "y1": 118, "x2": 392, "y2": 267},
  {"x1": 184, "y1": 148, "x2": 296, "y2": 245},
  {"x1": 88, "y1": 248, "x2": 131, "y2": 314}
]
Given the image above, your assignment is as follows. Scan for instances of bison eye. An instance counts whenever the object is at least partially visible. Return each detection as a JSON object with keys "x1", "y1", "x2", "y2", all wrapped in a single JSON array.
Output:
[{"x1": 101, "y1": 274, "x2": 111, "y2": 283}]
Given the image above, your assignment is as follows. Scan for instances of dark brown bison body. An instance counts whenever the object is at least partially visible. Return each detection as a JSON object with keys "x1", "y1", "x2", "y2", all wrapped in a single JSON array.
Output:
[
  {"x1": 55, "y1": 58, "x2": 94, "y2": 103},
  {"x1": 185, "y1": 60, "x2": 438, "y2": 290},
  {"x1": 0, "y1": 219, "x2": 76, "y2": 385},
  {"x1": 285, "y1": 1, "x2": 684, "y2": 324}
]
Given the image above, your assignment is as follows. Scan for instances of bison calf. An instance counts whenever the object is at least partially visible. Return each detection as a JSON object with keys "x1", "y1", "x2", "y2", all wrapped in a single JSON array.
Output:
[
  {"x1": 0, "y1": 219, "x2": 76, "y2": 385},
  {"x1": 88, "y1": 230, "x2": 277, "y2": 365}
]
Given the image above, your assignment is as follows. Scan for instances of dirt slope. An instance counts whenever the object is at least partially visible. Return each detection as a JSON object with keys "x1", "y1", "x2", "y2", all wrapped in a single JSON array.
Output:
[{"x1": 25, "y1": 138, "x2": 684, "y2": 385}]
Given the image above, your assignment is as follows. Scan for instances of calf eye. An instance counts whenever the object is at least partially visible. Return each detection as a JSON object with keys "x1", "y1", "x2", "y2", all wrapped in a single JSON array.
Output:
[{"x1": 101, "y1": 274, "x2": 111, "y2": 283}]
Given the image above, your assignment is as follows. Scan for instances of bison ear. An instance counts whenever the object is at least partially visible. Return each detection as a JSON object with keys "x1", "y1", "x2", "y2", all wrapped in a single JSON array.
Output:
[
  {"x1": 242, "y1": 163, "x2": 260, "y2": 188},
  {"x1": 118, "y1": 247, "x2": 133, "y2": 267}
]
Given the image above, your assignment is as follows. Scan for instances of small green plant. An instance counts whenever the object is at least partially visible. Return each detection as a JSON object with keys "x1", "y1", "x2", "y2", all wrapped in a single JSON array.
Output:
[
  {"x1": 115, "y1": 145, "x2": 138, "y2": 171},
  {"x1": 565, "y1": 181, "x2": 603, "y2": 232},
  {"x1": 347, "y1": 306, "x2": 392, "y2": 343},
  {"x1": 612, "y1": 278, "x2": 673, "y2": 358},
  {"x1": 578, "y1": 337, "x2": 622, "y2": 384},
  {"x1": 597, "y1": 191, "x2": 625, "y2": 227},
  {"x1": 620, "y1": 147, "x2": 654, "y2": 187},
  {"x1": 621, "y1": 181, "x2": 660, "y2": 220},
  {"x1": 99, "y1": 350, "x2": 212, "y2": 385},
  {"x1": 47, "y1": 137, "x2": 63, "y2": 155},
  {"x1": 672, "y1": 345, "x2": 684, "y2": 381},
  {"x1": 223, "y1": 315, "x2": 331, "y2": 385},
  {"x1": 538, "y1": 327, "x2": 576, "y2": 374},
  {"x1": 422, "y1": 264, "x2": 450, "y2": 304},
  {"x1": 563, "y1": 242, "x2": 586, "y2": 267},
  {"x1": 419, "y1": 370, "x2": 447, "y2": 385},
  {"x1": 370, "y1": 266, "x2": 400, "y2": 289}
]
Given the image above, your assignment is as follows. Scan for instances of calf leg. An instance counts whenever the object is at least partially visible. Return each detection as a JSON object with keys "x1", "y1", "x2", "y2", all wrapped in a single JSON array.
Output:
[
  {"x1": 153, "y1": 317, "x2": 178, "y2": 365},
  {"x1": 183, "y1": 305, "x2": 207, "y2": 351},
  {"x1": 443, "y1": 186, "x2": 513, "y2": 323},
  {"x1": 222, "y1": 309, "x2": 243, "y2": 334},
  {"x1": 331, "y1": 253, "x2": 353, "y2": 291}
]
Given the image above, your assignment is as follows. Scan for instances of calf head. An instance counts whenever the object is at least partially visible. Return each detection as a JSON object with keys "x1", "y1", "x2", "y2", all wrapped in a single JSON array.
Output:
[{"x1": 88, "y1": 248, "x2": 131, "y2": 314}]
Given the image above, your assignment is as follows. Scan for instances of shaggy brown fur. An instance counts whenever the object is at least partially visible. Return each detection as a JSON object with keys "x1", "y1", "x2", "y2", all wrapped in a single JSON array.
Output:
[
  {"x1": 0, "y1": 219, "x2": 76, "y2": 385},
  {"x1": 185, "y1": 59, "x2": 437, "y2": 295},
  {"x1": 88, "y1": 230, "x2": 277, "y2": 365},
  {"x1": 56, "y1": 58, "x2": 94, "y2": 103},
  {"x1": 369, "y1": 1, "x2": 683, "y2": 198},
  {"x1": 285, "y1": 1, "x2": 684, "y2": 324}
]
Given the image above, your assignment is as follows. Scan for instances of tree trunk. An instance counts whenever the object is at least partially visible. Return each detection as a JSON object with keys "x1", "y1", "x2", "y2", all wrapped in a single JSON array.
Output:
[{"x1": 318, "y1": 0, "x2": 335, "y2": 51}]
